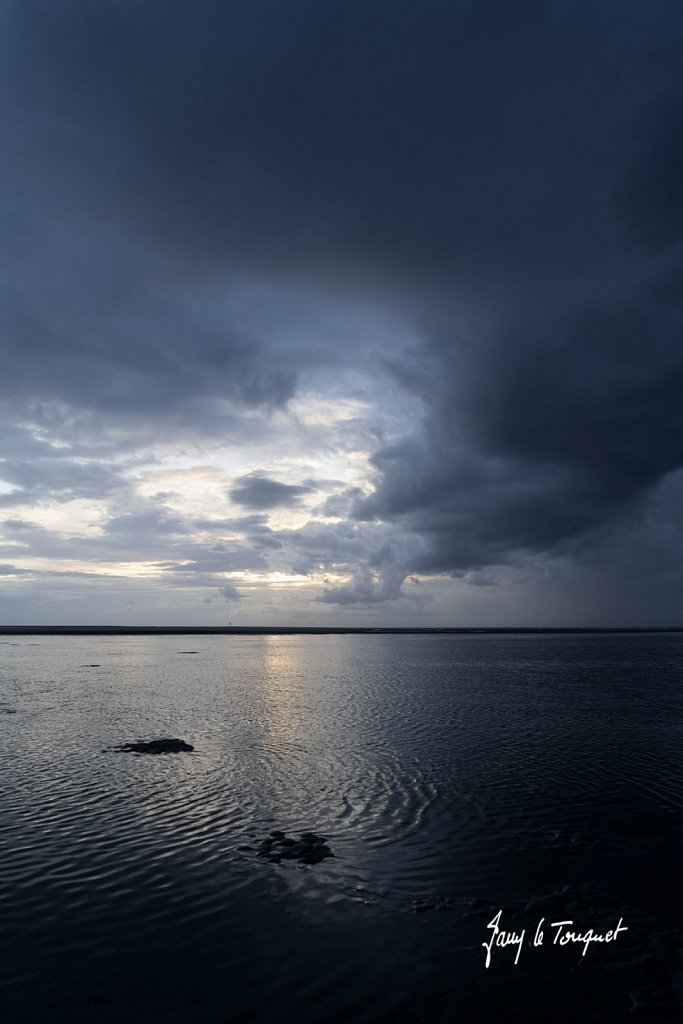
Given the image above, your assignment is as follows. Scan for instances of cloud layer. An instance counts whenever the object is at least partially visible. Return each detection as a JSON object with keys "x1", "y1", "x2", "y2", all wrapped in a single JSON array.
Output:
[{"x1": 0, "y1": 1, "x2": 682, "y2": 623}]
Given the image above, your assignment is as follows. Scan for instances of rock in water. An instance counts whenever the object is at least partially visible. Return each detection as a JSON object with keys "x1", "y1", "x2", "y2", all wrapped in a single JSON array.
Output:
[
  {"x1": 257, "y1": 830, "x2": 333, "y2": 865},
  {"x1": 111, "y1": 738, "x2": 194, "y2": 754}
]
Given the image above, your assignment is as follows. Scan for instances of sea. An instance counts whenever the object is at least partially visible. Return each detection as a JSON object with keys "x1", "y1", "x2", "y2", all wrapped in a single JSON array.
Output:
[{"x1": 0, "y1": 631, "x2": 682, "y2": 1023}]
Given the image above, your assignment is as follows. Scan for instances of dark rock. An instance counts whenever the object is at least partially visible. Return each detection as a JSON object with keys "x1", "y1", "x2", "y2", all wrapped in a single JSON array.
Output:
[
  {"x1": 256, "y1": 829, "x2": 334, "y2": 865},
  {"x1": 110, "y1": 737, "x2": 194, "y2": 754},
  {"x1": 300, "y1": 849, "x2": 330, "y2": 864}
]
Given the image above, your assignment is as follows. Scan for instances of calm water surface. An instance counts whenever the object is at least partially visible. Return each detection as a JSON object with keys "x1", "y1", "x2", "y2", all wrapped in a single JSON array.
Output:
[{"x1": 1, "y1": 633, "x2": 682, "y2": 1022}]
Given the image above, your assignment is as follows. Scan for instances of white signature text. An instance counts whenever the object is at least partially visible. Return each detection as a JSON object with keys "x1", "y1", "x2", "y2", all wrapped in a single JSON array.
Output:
[{"x1": 482, "y1": 909, "x2": 628, "y2": 967}]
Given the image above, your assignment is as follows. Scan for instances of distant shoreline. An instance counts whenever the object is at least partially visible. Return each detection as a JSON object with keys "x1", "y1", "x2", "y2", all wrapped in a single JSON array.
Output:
[{"x1": 0, "y1": 626, "x2": 682, "y2": 636}]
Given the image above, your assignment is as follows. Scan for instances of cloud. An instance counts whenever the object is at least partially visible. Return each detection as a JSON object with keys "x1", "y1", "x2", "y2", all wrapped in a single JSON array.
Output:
[
  {"x1": 0, "y1": 1, "x2": 681, "y2": 621},
  {"x1": 0, "y1": 469, "x2": 123, "y2": 508},
  {"x1": 318, "y1": 487, "x2": 366, "y2": 519},
  {"x1": 161, "y1": 548, "x2": 267, "y2": 574},
  {"x1": 318, "y1": 566, "x2": 406, "y2": 606},
  {"x1": 230, "y1": 473, "x2": 313, "y2": 510},
  {"x1": 104, "y1": 507, "x2": 190, "y2": 538},
  {"x1": 615, "y1": 96, "x2": 683, "y2": 251},
  {"x1": 354, "y1": 266, "x2": 683, "y2": 578}
]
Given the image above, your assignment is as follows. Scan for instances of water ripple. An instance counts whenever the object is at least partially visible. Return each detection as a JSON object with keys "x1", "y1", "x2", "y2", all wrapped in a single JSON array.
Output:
[{"x1": 1, "y1": 633, "x2": 682, "y2": 1021}]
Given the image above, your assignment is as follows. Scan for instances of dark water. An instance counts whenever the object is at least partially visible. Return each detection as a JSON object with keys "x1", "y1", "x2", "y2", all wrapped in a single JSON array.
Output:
[{"x1": 1, "y1": 633, "x2": 682, "y2": 1022}]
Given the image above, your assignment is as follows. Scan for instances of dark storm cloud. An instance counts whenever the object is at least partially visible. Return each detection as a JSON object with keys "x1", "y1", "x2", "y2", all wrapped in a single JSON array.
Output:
[
  {"x1": 0, "y1": 230, "x2": 296, "y2": 424},
  {"x1": 230, "y1": 473, "x2": 313, "y2": 510},
  {"x1": 0, "y1": 0, "x2": 636, "y2": 288},
  {"x1": 355, "y1": 270, "x2": 683, "y2": 574},
  {"x1": 1, "y1": 0, "x2": 682, "y2": 606},
  {"x1": 615, "y1": 95, "x2": 683, "y2": 251}
]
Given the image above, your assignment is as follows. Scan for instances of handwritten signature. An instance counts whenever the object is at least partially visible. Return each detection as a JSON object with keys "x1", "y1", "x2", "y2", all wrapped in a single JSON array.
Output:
[{"x1": 482, "y1": 909, "x2": 628, "y2": 967}]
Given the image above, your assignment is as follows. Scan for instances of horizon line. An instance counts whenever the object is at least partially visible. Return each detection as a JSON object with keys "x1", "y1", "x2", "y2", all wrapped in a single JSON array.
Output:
[{"x1": 1, "y1": 625, "x2": 682, "y2": 636}]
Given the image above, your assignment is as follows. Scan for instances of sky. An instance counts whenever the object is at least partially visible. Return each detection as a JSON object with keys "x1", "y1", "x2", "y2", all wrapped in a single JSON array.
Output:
[{"x1": 0, "y1": 0, "x2": 682, "y2": 626}]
